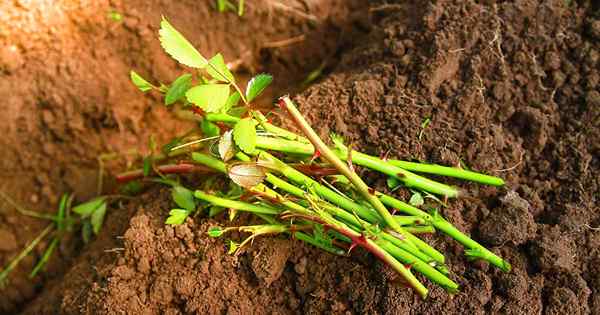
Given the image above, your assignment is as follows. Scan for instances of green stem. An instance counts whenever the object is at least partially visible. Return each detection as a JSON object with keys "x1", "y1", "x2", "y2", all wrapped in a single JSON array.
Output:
[
  {"x1": 251, "y1": 111, "x2": 310, "y2": 143},
  {"x1": 279, "y1": 97, "x2": 405, "y2": 235},
  {"x1": 29, "y1": 236, "x2": 60, "y2": 278},
  {"x1": 0, "y1": 224, "x2": 54, "y2": 284},
  {"x1": 194, "y1": 190, "x2": 280, "y2": 215},
  {"x1": 378, "y1": 192, "x2": 511, "y2": 272},
  {"x1": 253, "y1": 135, "x2": 459, "y2": 198},
  {"x1": 388, "y1": 160, "x2": 505, "y2": 186},
  {"x1": 293, "y1": 231, "x2": 346, "y2": 256},
  {"x1": 403, "y1": 226, "x2": 436, "y2": 234}
]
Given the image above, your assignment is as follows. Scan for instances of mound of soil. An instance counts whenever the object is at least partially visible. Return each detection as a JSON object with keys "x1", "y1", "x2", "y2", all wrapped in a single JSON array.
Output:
[{"x1": 3, "y1": 0, "x2": 600, "y2": 314}]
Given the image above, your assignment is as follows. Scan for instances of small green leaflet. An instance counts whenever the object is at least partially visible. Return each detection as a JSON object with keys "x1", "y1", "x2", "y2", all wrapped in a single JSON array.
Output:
[
  {"x1": 245, "y1": 74, "x2": 272, "y2": 102},
  {"x1": 186, "y1": 84, "x2": 230, "y2": 112},
  {"x1": 201, "y1": 119, "x2": 220, "y2": 137},
  {"x1": 159, "y1": 17, "x2": 207, "y2": 68},
  {"x1": 233, "y1": 117, "x2": 256, "y2": 154},
  {"x1": 221, "y1": 91, "x2": 241, "y2": 113},
  {"x1": 130, "y1": 71, "x2": 154, "y2": 92},
  {"x1": 207, "y1": 226, "x2": 224, "y2": 237},
  {"x1": 73, "y1": 197, "x2": 107, "y2": 218},
  {"x1": 91, "y1": 201, "x2": 107, "y2": 235},
  {"x1": 207, "y1": 53, "x2": 235, "y2": 83},
  {"x1": 81, "y1": 221, "x2": 92, "y2": 244},
  {"x1": 165, "y1": 209, "x2": 188, "y2": 225},
  {"x1": 171, "y1": 186, "x2": 196, "y2": 212},
  {"x1": 165, "y1": 73, "x2": 193, "y2": 105},
  {"x1": 409, "y1": 191, "x2": 424, "y2": 207}
]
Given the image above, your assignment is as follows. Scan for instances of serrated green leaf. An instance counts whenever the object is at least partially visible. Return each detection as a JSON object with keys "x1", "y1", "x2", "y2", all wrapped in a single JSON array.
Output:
[
  {"x1": 207, "y1": 53, "x2": 235, "y2": 83},
  {"x1": 165, "y1": 209, "x2": 188, "y2": 225},
  {"x1": 159, "y1": 17, "x2": 207, "y2": 68},
  {"x1": 409, "y1": 191, "x2": 424, "y2": 207},
  {"x1": 221, "y1": 91, "x2": 241, "y2": 113},
  {"x1": 73, "y1": 197, "x2": 106, "y2": 218},
  {"x1": 186, "y1": 84, "x2": 230, "y2": 113},
  {"x1": 130, "y1": 71, "x2": 154, "y2": 92},
  {"x1": 165, "y1": 74, "x2": 193, "y2": 105},
  {"x1": 233, "y1": 117, "x2": 256, "y2": 154},
  {"x1": 91, "y1": 201, "x2": 107, "y2": 235},
  {"x1": 245, "y1": 74, "x2": 273, "y2": 102},
  {"x1": 201, "y1": 119, "x2": 220, "y2": 137},
  {"x1": 172, "y1": 186, "x2": 196, "y2": 212},
  {"x1": 207, "y1": 226, "x2": 224, "y2": 237}
]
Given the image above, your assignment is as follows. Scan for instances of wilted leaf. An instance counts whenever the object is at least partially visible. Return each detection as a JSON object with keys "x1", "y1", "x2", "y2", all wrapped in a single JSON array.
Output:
[
  {"x1": 186, "y1": 84, "x2": 230, "y2": 112},
  {"x1": 228, "y1": 163, "x2": 266, "y2": 188},
  {"x1": 409, "y1": 191, "x2": 424, "y2": 207},
  {"x1": 165, "y1": 73, "x2": 193, "y2": 105},
  {"x1": 206, "y1": 53, "x2": 235, "y2": 83},
  {"x1": 218, "y1": 130, "x2": 235, "y2": 162},
  {"x1": 165, "y1": 209, "x2": 188, "y2": 225},
  {"x1": 245, "y1": 74, "x2": 273, "y2": 102},
  {"x1": 130, "y1": 71, "x2": 154, "y2": 92},
  {"x1": 73, "y1": 197, "x2": 106, "y2": 218},
  {"x1": 91, "y1": 201, "x2": 107, "y2": 235},
  {"x1": 207, "y1": 226, "x2": 224, "y2": 237},
  {"x1": 159, "y1": 17, "x2": 207, "y2": 68},
  {"x1": 233, "y1": 118, "x2": 256, "y2": 154},
  {"x1": 172, "y1": 186, "x2": 196, "y2": 212}
]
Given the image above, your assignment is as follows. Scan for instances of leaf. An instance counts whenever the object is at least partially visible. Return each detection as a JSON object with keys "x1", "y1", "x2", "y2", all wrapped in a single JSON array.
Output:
[
  {"x1": 221, "y1": 91, "x2": 241, "y2": 113},
  {"x1": 208, "y1": 206, "x2": 225, "y2": 217},
  {"x1": 245, "y1": 74, "x2": 273, "y2": 102},
  {"x1": 121, "y1": 181, "x2": 143, "y2": 195},
  {"x1": 387, "y1": 177, "x2": 401, "y2": 190},
  {"x1": 186, "y1": 84, "x2": 230, "y2": 112},
  {"x1": 218, "y1": 130, "x2": 235, "y2": 162},
  {"x1": 207, "y1": 226, "x2": 224, "y2": 237},
  {"x1": 409, "y1": 192, "x2": 424, "y2": 207},
  {"x1": 228, "y1": 163, "x2": 266, "y2": 188},
  {"x1": 91, "y1": 201, "x2": 107, "y2": 235},
  {"x1": 206, "y1": 53, "x2": 235, "y2": 83},
  {"x1": 73, "y1": 197, "x2": 106, "y2": 218},
  {"x1": 159, "y1": 17, "x2": 207, "y2": 68},
  {"x1": 233, "y1": 117, "x2": 256, "y2": 154},
  {"x1": 201, "y1": 119, "x2": 220, "y2": 138},
  {"x1": 165, "y1": 73, "x2": 193, "y2": 105},
  {"x1": 165, "y1": 209, "x2": 188, "y2": 225},
  {"x1": 330, "y1": 133, "x2": 346, "y2": 150},
  {"x1": 130, "y1": 71, "x2": 154, "y2": 92},
  {"x1": 81, "y1": 221, "x2": 92, "y2": 244},
  {"x1": 229, "y1": 208, "x2": 238, "y2": 221},
  {"x1": 227, "y1": 106, "x2": 247, "y2": 118},
  {"x1": 172, "y1": 186, "x2": 196, "y2": 212},
  {"x1": 228, "y1": 240, "x2": 239, "y2": 254}
]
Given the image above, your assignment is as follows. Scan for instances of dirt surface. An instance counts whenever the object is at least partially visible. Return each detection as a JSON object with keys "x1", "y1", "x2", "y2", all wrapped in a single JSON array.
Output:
[
  {"x1": 0, "y1": 0, "x2": 368, "y2": 313},
  {"x1": 1, "y1": 0, "x2": 599, "y2": 314}
]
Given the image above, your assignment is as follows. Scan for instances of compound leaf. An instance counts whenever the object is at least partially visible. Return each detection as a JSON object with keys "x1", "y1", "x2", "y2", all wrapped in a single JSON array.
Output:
[
  {"x1": 165, "y1": 209, "x2": 188, "y2": 225},
  {"x1": 73, "y1": 197, "x2": 106, "y2": 218}
]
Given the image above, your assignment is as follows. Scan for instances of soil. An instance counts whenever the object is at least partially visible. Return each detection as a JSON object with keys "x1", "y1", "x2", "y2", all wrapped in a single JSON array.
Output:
[{"x1": 1, "y1": 0, "x2": 599, "y2": 314}]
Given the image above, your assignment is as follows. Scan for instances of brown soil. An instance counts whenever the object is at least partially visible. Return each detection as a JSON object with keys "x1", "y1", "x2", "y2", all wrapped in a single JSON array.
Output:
[{"x1": 1, "y1": 0, "x2": 599, "y2": 314}]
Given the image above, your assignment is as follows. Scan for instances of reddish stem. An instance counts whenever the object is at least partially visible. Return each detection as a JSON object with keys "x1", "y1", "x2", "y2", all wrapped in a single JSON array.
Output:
[{"x1": 116, "y1": 163, "x2": 216, "y2": 183}]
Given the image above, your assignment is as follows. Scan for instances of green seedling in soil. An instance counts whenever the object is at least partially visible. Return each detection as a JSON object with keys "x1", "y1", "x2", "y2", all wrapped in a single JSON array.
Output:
[
  {"x1": 0, "y1": 194, "x2": 112, "y2": 285},
  {"x1": 118, "y1": 18, "x2": 511, "y2": 298}
]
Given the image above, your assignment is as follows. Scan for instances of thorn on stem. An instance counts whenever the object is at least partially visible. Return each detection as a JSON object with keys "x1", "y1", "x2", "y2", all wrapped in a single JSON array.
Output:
[
  {"x1": 310, "y1": 150, "x2": 321, "y2": 163},
  {"x1": 191, "y1": 107, "x2": 206, "y2": 116}
]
